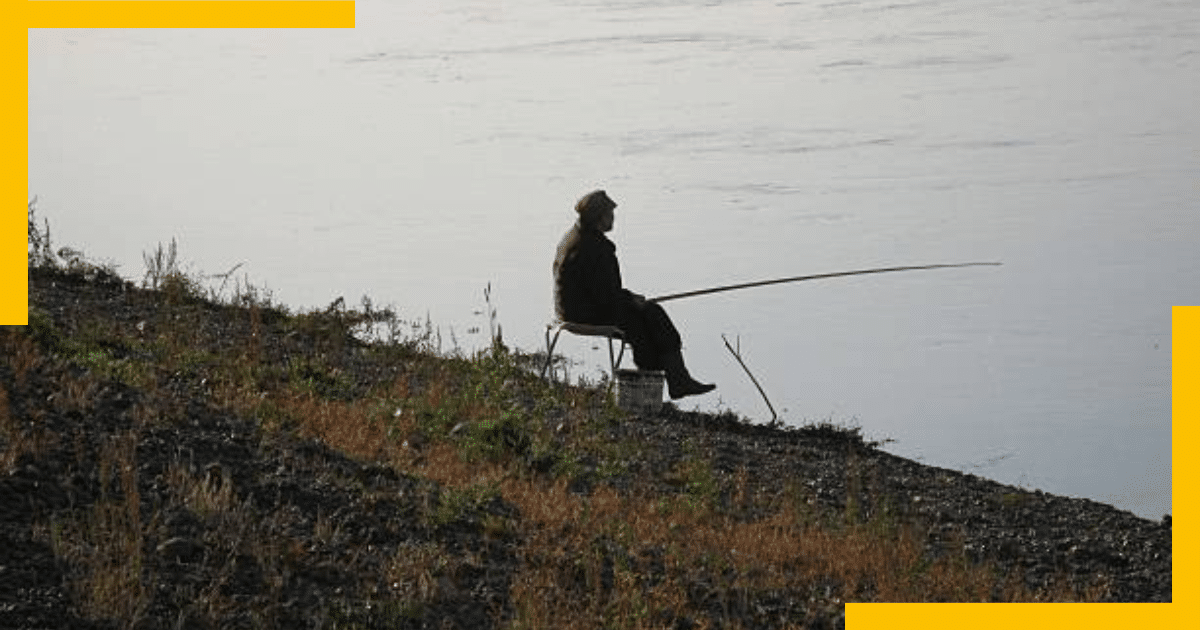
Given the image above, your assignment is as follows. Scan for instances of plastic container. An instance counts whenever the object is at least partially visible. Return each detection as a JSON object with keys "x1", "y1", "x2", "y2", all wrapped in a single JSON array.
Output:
[{"x1": 615, "y1": 369, "x2": 665, "y2": 415}]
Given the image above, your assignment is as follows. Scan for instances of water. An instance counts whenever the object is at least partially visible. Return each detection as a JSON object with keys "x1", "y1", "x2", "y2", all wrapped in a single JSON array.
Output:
[{"x1": 28, "y1": 0, "x2": 1196, "y2": 520}]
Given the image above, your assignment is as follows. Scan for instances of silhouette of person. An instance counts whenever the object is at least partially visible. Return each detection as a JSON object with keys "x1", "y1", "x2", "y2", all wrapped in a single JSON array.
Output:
[{"x1": 554, "y1": 190, "x2": 715, "y2": 399}]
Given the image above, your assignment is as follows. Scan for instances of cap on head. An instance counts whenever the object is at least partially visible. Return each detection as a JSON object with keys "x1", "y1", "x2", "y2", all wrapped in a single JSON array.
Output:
[{"x1": 575, "y1": 190, "x2": 616, "y2": 218}]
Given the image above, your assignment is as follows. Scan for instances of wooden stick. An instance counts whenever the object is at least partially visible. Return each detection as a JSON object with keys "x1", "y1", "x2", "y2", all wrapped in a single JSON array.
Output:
[
  {"x1": 649, "y1": 262, "x2": 1001, "y2": 304},
  {"x1": 722, "y1": 334, "x2": 777, "y2": 424}
]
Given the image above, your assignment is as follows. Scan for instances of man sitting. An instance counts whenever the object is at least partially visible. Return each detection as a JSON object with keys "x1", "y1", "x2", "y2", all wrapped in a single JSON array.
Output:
[{"x1": 553, "y1": 190, "x2": 715, "y2": 400}]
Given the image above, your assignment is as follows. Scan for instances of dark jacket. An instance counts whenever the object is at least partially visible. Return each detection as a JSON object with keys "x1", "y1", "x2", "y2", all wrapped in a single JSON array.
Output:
[{"x1": 553, "y1": 222, "x2": 632, "y2": 324}]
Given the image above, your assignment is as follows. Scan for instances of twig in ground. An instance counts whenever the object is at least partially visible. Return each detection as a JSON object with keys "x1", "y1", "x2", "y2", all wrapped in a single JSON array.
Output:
[{"x1": 721, "y1": 334, "x2": 778, "y2": 425}]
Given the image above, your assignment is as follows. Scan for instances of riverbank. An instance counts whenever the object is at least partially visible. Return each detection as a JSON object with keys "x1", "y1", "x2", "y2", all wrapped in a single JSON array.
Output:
[{"x1": 1, "y1": 260, "x2": 1170, "y2": 629}]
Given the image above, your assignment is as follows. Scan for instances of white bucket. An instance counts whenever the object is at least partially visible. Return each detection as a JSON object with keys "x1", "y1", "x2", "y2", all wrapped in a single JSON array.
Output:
[{"x1": 615, "y1": 369, "x2": 665, "y2": 415}]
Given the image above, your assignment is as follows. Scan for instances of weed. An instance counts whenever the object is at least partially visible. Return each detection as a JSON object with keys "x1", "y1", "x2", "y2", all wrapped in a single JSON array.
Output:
[
  {"x1": 28, "y1": 201, "x2": 122, "y2": 282},
  {"x1": 52, "y1": 370, "x2": 101, "y2": 417},
  {"x1": 23, "y1": 308, "x2": 60, "y2": 353},
  {"x1": 27, "y1": 197, "x2": 55, "y2": 269},
  {"x1": 0, "y1": 383, "x2": 53, "y2": 472},
  {"x1": 457, "y1": 409, "x2": 530, "y2": 462},
  {"x1": 665, "y1": 439, "x2": 719, "y2": 511},
  {"x1": 66, "y1": 344, "x2": 152, "y2": 390},
  {"x1": 167, "y1": 459, "x2": 237, "y2": 519},
  {"x1": 482, "y1": 282, "x2": 506, "y2": 356},
  {"x1": 551, "y1": 451, "x2": 583, "y2": 481},
  {"x1": 3, "y1": 328, "x2": 45, "y2": 389},
  {"x1": 996, "y1": 491, "x2": 1029, "y2": 510},
  {"x1": 44, "y1": 433, "x2": 153, "y2": 627},
  {"x1": 142, "y1": 238, "x2": 205, "y2": 304},
  {"x1": 313, "y1": 510, "x2": 346, "y2": 546},
  {"x1": 426, "y1": 481, "x2": 500, "y2": 529}
]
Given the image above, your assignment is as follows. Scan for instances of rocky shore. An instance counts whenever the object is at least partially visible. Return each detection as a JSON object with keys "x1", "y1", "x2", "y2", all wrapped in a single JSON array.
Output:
[
  {"x1": 0, "y1": 267, "x2": 1171, "y2": 629},
  {"x1": 615, "y1": 408, "x2": 1172, "y2": 603}
]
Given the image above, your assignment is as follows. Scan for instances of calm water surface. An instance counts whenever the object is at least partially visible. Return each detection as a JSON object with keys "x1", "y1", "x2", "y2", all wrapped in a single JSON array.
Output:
[{"x1": 29, "y1": 0, "x2": 1197, "y2": 519}]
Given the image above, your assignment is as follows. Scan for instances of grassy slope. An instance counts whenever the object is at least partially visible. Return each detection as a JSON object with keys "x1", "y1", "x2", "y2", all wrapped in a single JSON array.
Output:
[{"x1": 2, "y1": 219, "x2": 1104, "y2": 629}]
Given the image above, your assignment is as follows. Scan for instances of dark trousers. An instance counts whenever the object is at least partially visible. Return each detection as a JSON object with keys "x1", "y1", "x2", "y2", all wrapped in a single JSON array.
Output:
[{"x1": 616, "y1": 299, "x2": 682, "y2": 370}]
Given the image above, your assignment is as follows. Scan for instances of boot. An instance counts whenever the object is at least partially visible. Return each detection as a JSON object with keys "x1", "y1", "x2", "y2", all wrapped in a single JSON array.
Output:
[{"x1": 660, "y1": 350, "x2": 716, "y2": 400}]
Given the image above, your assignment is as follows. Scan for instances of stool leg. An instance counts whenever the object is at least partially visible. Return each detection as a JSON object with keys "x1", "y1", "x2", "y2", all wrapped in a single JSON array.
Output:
[
  {"x1": 605, "y1": 338, "x2": 617, "y2": 394},
  {"x1": 607, "y1": 338, "x2": 616, "y2": 376}
]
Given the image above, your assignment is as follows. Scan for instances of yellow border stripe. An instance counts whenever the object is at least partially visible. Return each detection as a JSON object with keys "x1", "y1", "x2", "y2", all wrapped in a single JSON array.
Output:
[
  {"x1": 24, "y1": 2, "x2": 355, "y2": 29},
  {"x1": 1172, "y1": 306, "x2": 1195, "y2": 607},
  {"x1": 4, "y1": 9, "x2": 24, "y2": 325},
  {"x1": 849, "y1": 603, "x2": 1176, "y2": 627}
]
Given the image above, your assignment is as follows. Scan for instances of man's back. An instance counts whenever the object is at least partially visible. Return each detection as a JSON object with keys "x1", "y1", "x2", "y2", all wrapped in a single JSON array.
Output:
[{"x1": 553, "y1": 222, "x2": 623, "y2": 324}]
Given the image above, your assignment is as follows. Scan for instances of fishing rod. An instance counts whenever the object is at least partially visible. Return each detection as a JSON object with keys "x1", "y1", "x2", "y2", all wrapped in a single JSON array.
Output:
[{"x1": 648, "y1": 262, "x2": 1001, "y2": 304}]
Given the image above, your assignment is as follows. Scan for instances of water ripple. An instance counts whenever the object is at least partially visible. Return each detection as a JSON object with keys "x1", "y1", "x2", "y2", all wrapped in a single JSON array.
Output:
[{"x1": 346, "y1": 31, "x2": 768, "y2": 65}]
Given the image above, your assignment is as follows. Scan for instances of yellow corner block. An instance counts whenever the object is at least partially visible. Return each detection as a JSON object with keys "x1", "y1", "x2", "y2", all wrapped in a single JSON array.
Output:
[{"x1": 5, "y1": 1, "x2": 355, "y2": 324}]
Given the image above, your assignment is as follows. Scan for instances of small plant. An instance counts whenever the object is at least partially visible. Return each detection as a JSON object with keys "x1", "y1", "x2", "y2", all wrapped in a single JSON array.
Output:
[
  {"x1": 457, "y1": 410, "x2": 530, "y2": 462},
  {"x1": 544, "y1": 449, "x2": 581, "y2": 482},
  {"x1": 3, "y1": 326, "x2": 46, "y2": 387},
  {"x1": 27, "y1": 197, "x2": 55, "y2": 269},
  {"x1": 28, "y1": 200, "x2": 120, "y2": 280},
  {"x1": 996, "y1": 491, "x2": 1029, "y2": 510},
  {"x1": 53, "y1": 369, "x2": 101, "y2": 417},
  {"x1": 23, "y1": 308, "x2": 60, "y2": 353},
  {"x1": 44, "y1": 433, "x2": 153, "y2": 626},
  {"x1": 426, "y1": 481, "x2": 500, "y2": 529},
  {"x1": 141, "y1": 238, "x2": 179, "y2": 291},
  {"x1": 383, "y1": 541, "x2": 447, "y2": 610},
  {"x1": 142, "y1": 238, "x2": 207, "y2": 303},
  {"x1": 666, "y1": 439, "x2": 719, "y2": 511},
  {"x1": 483, "y1": 282, "x2": 505, "y2": 356},
  {"x1": 682, "y1": 460, "x2": 720, "y2": 512},
  {"x1": 167, "y1": 459, "x2": 237, "y2": 519},
  {"x1": 0, "y1": 383, "x2": 54, "y2": 472}
]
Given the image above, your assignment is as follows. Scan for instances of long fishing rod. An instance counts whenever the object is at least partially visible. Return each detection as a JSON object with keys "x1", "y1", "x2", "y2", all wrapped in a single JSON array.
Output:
[{"x1": 648, "y1": 262, "x2": 1001, "y2": 304}]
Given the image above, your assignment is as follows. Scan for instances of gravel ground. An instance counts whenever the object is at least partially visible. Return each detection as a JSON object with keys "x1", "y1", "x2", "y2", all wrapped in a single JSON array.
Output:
[{"x1": 610, "y1": 407, "x2": 1171, "y2": 603}]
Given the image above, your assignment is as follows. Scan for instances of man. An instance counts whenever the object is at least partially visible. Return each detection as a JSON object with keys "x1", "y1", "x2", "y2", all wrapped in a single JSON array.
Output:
[{"x1": 553, "y1": 189, "x2": 716, "y2": 399}]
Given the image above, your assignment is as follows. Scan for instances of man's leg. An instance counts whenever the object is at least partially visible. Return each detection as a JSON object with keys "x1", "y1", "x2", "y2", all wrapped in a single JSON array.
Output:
[
  {"x1": 622, "y1": 301, "x2": 714, "y2": 399},
  {"x1": 616, "y1": 300, "x2": 663, "y2": 369}
]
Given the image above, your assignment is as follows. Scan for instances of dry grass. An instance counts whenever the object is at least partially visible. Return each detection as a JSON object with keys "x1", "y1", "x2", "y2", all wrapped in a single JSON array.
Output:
[
  {"x1": 252, "y1": 366, "x2": 1104, "y2": 622},
  {"x1": 42, "y1": 432, "x2": 153, "y2": 627},
  {"x1": 4, "y1": 328, "x2": 43, "y2": 388},
  {"x1": 213, "y1": 347, "x2": 1106, "y2": 616},
  {"x1": 0, "y1": 383, "x2": 27, "y2": 473},
  {"x1": 382, "y1": 540, "x2": 451, "y2": 617},
  {"x1": 264, "y1": 390, "x2": 394, "y2": 463},
  {"x1": 157, "y1": 460, "x2": 306, "y2": 627},
  {"x1": 0, "y1": 332, "x2": 56, "y2": 472},
  {"x1": 497, "y1": 477, "x2": 1101, "y2": 629},
  {"x1": 167, "y1": 459, "x2": 238, "y2": 519}
]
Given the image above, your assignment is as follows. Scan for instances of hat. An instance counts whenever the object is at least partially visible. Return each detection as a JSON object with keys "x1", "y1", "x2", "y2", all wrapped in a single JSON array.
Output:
[{"x1": 575, "y1": 190, "x2": 616, "y2": 216}]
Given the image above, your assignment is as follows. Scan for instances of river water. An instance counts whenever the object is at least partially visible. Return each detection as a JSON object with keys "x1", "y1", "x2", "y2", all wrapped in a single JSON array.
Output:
[{"x1": 28, "y1": 0, "x2": 1197, "y2": 520}]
